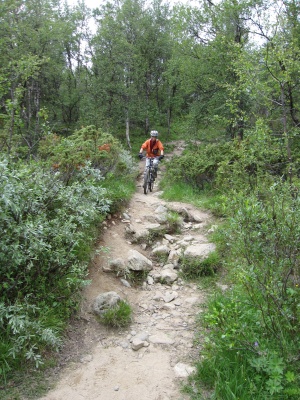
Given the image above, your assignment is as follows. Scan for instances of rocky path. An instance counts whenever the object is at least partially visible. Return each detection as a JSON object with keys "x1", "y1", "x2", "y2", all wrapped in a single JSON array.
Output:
[{"x1": 41, "y1": 148, "x2": 215, "y2": 400}]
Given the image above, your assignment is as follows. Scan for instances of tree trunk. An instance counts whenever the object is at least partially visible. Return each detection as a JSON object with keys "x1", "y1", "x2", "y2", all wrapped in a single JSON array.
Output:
[
  {"x1": 125, "y1": 110, "x2": 131, "y2": 150},
  {"x1": 281, "y1": 82, "x2": 292, "y2": 184}
]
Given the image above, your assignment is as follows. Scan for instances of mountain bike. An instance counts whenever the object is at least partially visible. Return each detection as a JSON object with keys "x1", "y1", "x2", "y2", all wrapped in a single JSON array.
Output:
[{"x1": 143, "y1": 157, "x2": 156, "y2": 194}]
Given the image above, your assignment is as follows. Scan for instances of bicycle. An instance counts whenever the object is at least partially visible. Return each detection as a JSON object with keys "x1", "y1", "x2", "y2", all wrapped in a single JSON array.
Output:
[{"x1": 143, "y1": 157, "x2": 156, "y2": 195}]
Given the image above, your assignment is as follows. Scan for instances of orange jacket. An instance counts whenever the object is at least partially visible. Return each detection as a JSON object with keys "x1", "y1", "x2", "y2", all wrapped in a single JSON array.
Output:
[{"x1": 141, "y1": 138, "x2": 164, "y2": 158}]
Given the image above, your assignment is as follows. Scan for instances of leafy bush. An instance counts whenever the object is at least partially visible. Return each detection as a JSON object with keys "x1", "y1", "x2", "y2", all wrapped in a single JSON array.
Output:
[
  {"x1": 0, "y1": 159, "x2": 109, "y2": 302},
  {"x1": 164, "y1": 141, "x2": 230, "y2": 191},
  {"x1": 193, "y1": 287, "x2": 300, "y2": 399},
  {"x1": 0, "y1": 124, "x2": 138, "y2": 382},
  {"x1": 165, "y1": 120, "x2": 290, "y2": 196},
  {"x1": 38, "y1": 126, "x2": 138, "y2": 184},
  {"x1": 215, "y1": 121, "x2": 287, "y2": 193},
  {"x1": 0, "y1": 157, "x2": 112, "y2": 381},
  {"x1": 0, "y1": 300, "x2": 63, "y2": 381},
  {"x1": 190, "y1": 183, "x2": 300, "y2": 399}
]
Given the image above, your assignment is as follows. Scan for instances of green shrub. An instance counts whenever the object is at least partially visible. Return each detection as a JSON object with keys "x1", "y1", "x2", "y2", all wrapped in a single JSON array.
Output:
[
  {"x1": 0, "y1": 300, "x2": 63, "y2": 382},
  {"x1": 99, "y1": 300, "x2": 132, "y2": 328},
  {"x1": 189, "y1": 182, "x2": 300, "y2": 399},
  {"x1": 164, "y1": 120, "x2": 290, "y2": 197},
  {"x1": 214, "y1": 121, "x2": 288, "y2": 194},
  {"x1": 38, "y1": 126, "x2": 138, "y2": 184},
  {"x1": 192, "y1": 287, "x2": 300, "y2": 399},
  {"x1": 164, "y1": 141, "x2": 231, "y2": 191},
  {"x1": 0, "y1": 159, "x2": 109, "y2": 302}
]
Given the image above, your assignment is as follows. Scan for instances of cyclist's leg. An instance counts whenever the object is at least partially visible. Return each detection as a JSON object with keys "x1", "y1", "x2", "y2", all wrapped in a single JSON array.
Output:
[{"x1": 145, "y1": 157, "x2": 150, "y2": 170}]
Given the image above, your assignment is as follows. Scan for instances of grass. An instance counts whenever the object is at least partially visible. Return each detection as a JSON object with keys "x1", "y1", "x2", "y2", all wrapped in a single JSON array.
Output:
[
  {"x1": 165, "y1": 210, "x2": 182, "y2": 234},
  {"x1": 196, "y1": 275, "x2": 219, "y2": 290},
  {"x1": 102, "y1": 176, "x2": 136, "y2": 213},
  {"x1": 98, "y1": 300, "x2": 132, "y2": 328},
  {"x1": 159, "y1": 181, "x2": 226, "y2": 217},
  {"x1": 179, "y1": 252, "x2": 221, "y2": 279},
  {"x1": 186, "y1": 284, "x2": 300, "y2": 400},
  {"x1": 0, "y1": 359, "x2": 57, "y2": 400}
]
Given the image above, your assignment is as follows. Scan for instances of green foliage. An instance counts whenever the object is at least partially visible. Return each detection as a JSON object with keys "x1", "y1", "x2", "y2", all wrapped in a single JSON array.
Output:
[
  {"x1": 0, "y1": 300, "x2": 63, "y2": 382},
  {"x1": 160, "y1": 178, "x2": 225, "y2": 218},
  {"x1": 1, "y1": 0, "x2": 299, "y2": 395},
  {"x1": 0, "y1": 0, "x2": 89, "y2": 157},
  {"x1": 192, "y1": 284, "x2": 300, "y2": 399},
  {"x1": 0, "y1": 154, "x2": 109, "y2": 381},
  {"x1": 0, "y1": 157, "x2": 109, "y2": 302},
  {"x1": 98, "y1": 300, "x2": 132, "y2": 328},
  {"x1": 38, "y1": 126, "x2": 138, "y2": 184},
  {"x1": 224, "y1": 185, "x2": 300, "y2": 342},
  {"x1": 102, "y1": 176, "x2": 136, "y2": 214},
  {"x1": 164, "y1": 121, "x2": 291, "y2": 198},
  {"x1": 89, "y1": 0, "x2": 173, "y2": 133},
  {"x1": 188, "y1": 182, "x2": 300, "y2": 399},
  {"x1": 215, "y1": 121, "x2": 287, "y2": 193},
  {"x1": 164, "y1": 141, "x2": 228, "y2": 191},
  {"x1": 160, "y1": 180, "x2": 200, "y2": 202},
  {"x1": 0, "y1": 353, "x2": 59, "y2": 399}
]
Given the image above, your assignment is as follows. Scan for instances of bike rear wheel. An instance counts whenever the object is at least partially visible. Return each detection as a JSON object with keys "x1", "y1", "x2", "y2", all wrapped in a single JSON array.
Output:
[{"x1": 143, "y1": 170, "x2": 150, "y2": 194}]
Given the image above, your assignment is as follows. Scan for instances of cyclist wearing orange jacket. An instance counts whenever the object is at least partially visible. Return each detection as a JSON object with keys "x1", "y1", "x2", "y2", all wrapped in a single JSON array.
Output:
[{"x1": 138, "y1": 130, "x2": 164, "y2": 178}]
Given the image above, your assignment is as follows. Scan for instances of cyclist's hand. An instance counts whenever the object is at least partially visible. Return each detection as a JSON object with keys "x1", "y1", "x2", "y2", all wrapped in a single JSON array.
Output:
[
  {"x1": 138, "y1": 153, "x2": 143, "y2": 159},
  {"x1": 159, "y1": 155, "x2": 164, "y2": 161}
]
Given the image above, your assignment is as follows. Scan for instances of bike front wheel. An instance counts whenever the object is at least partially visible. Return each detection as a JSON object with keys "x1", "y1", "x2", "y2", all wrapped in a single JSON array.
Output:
[{"x1": 149, "y1": 172, "x2": 154, "y2": 192}]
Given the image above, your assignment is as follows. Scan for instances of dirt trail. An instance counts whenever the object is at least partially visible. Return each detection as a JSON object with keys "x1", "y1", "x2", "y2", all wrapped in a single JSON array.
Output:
[{"x1": 41, "y1": 144, "x2": 213, "y2": 400}]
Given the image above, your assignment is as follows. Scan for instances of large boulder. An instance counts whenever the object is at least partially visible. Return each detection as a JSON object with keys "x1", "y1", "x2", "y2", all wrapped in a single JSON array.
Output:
[
  {"x1": 167, "y1": 202, "x2": 211, "y2": 223},
  {"x1": 92, "y1": 291, "x2": 121, "y2": 316},
  {"x1": 127, "y1": 249, "x2": 153, "y2": 271},
  {"x1": 153, "y1": 205, "x2": 169, "y2": 223},
  {"x1": 184, "y1": 243, "x2": 216, "y2": 259},
  {"x1": 160, "y1": 268, "x2": 178, "y2": 284},
  {"x1": 131, "y1": 223, "x2": 162, "y2": 243},
  {"x1": 151, "y1": 245, "x2": 171, "y2": 257}
]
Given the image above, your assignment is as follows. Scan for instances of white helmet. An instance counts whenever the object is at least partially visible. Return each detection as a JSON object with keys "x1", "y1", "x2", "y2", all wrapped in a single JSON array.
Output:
[{"x1": 150, "y1": 130, "x2": 158, "y2": 137}]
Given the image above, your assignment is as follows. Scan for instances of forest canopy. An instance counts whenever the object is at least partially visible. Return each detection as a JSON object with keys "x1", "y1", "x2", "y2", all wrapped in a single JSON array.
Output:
[{"x1": 1, "y1": 0, "x2": 299, "y2": 152}]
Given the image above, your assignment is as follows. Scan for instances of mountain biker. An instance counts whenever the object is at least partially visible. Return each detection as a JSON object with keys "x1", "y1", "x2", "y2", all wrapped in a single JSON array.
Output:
[{"x1": 138, "y1": 130, "x2": 164, "y2": 178}]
